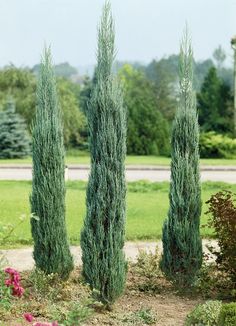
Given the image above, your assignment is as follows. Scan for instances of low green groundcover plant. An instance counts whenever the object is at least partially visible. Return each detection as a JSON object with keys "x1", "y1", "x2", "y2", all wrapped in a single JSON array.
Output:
[
  {"x1": 218, "y1": 302, "x2": 236, "y2": 326},
  {"x1": 185, "y1": 300, "x2": 222, "y2": 326},
  {"x1": 122, "y1": 308, "x2": 157, "y2": 325}
]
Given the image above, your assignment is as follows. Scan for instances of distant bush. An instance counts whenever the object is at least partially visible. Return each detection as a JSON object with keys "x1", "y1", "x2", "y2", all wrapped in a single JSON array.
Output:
[
  {"x1": 218, "y1": 302, "x2": 236, "y2": 326},
  {"x1": 0, "y1": 98, "x2": 30, "y2": 158},
  {"x1": 206, "y1": 191, "x2": 236, "y2": 284},
  {"x1": 199, "y1": 131, "x2": 236, "y2": 158},
  {"x1": 119, "y1": 64, "x2": 170, "y2": 156},
  {"x1": 185, "y1": 300, "x2": 222, "y2": 326}
]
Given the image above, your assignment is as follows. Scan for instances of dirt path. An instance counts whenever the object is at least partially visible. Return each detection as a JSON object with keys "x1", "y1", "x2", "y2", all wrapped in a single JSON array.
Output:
[{"x1": 1, "y1": 240, "x2": 217, "y2": 271}]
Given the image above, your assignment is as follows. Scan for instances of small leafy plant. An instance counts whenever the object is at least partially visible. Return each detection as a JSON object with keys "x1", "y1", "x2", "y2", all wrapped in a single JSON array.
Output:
[
  {"x1": 185, "y1": 300, "x2": 222, "y2": 326},
  {"x1": 135, "y1": 308, "x2": 157, "y2": 325},
  {"x1": 63, "y1": 301, "x2": 93, "y2": 326},
  {"x1": 218, "y1": 302, "x2": 236, "y2": 326},
  {"x1": 0, "y1": 269, "x2": 12, "y2": 309},
  {"x1": 28, "y1": 269, "x2": 62, "y2": 301},
  {"x1": 122, "y1": 308, "x2": 157, "y2": 325},
  {"x1": 130, "y1": 247, "x2": 163, "y2": 292}
]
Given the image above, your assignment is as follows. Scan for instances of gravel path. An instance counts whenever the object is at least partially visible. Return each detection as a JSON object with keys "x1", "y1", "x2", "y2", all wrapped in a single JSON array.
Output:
[{"x1": 1, "y1": 240, "x2": 217, "y2": 271}]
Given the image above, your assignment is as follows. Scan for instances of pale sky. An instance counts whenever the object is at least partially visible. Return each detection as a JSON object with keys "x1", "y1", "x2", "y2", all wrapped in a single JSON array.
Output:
[{"x1": 0, "y1": 0, "x2": 235, "y2": 68}]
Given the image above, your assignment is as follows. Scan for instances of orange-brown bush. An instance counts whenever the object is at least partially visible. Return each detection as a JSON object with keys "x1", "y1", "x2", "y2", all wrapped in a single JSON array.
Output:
[{"x1": 206, "y1": 191, "x2": 236, "y2": 283}]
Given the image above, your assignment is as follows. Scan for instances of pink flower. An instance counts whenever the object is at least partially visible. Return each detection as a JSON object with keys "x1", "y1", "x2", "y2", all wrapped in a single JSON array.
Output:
[
  {"x1": 4, "y1": 267, "x2": 24, "y2": 297},
  {"x1": 5, "y1": 279, "x2": 12, "y2": 286},
  {"x1": 4, "y1": 267, "x2": 17, "y2": 274},
  {"x1": 13, "y1": 285, "x2": 24, "y2": 297},
  {"x1": 13, "y1": 274, "x2": 21, "y2": 282},
  {"x1": 24, "y1": 313, "x2": 34, "y2": 322}
]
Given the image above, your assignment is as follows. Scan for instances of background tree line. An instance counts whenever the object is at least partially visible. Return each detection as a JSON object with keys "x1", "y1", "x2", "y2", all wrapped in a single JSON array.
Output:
[{"x1": 0, "y1": 45, "x2": 234, "y2": 158}]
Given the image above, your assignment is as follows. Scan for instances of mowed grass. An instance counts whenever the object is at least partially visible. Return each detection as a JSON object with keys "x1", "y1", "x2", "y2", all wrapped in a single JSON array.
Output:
[
  {"x1": 0, "y1": 150, "x2": 236, "y2": 166},
  {"x1": 1, "y1": 180, "x2": 234, "y2": 248}
]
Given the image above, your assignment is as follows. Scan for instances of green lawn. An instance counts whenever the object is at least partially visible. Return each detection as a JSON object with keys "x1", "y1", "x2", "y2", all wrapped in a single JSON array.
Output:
[
  {"x1": 0, "y1": 150, "x2": 236, "y2": 166},
  {"x1": 1, "y1": 180, "x2": 234, "y2": 248}
]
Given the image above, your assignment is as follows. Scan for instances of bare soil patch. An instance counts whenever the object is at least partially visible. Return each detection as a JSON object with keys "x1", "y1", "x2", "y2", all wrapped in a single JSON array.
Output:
[{"x1": 88, "y1": 291, "x2": 201, "y2": 326}]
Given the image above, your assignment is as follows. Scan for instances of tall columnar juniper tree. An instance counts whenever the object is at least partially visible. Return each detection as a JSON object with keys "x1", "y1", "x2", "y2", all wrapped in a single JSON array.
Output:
[
  {"x1": 160, "y1": 30, "x2": 202, "y2": 286},
  {"x1": 80, "y1": 1, "x2": 127, "y2": 305},
  {"x1": 30, "y1": 48, "x2": 74, "y2": 279},
  {"x1": 0, "y1": 97, "x2": 30, "y2": 158}
]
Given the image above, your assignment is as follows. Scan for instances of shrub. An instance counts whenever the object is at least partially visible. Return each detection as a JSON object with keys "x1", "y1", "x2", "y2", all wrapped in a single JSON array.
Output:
[
  {"x1": 185, "y1": 300, "x2": 222, "y2": 326},
  {"x1": 131, "y1": 247, "x2": 162, "y2": 292},
  {"x1": 199, "y1": 131, "x2": 236, "y2": 158},
  {"x1": 218, "y1": 302, "x2": 236, "y2": 326},
  {"x1": 206, "y1": 191, "x2": 236, "y2": 284},
  {"x1": 195, "y1": 262, "x2": 236, "y2": 300}
]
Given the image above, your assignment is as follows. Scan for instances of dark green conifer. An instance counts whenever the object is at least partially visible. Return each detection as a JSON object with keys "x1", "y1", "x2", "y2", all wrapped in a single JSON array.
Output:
[
  {"x1": 160, "y1": 30, "x2": 202, "y2": 286},
  {"x1": 30, "y1": 48, "x2": 73, "y2": 279},
  {"x1": 80, "y1": 1, "x2": 127, "y2": 305},
  {"x1": 0, "y1": 98, "x2": 30, "y2": 158}
]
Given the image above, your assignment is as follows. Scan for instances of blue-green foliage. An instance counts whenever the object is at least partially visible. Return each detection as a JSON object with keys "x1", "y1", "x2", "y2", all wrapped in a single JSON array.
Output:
[
  {"x1": 0, "y1": 98, "x2": 30, "y2": 158},
  {"x1": 160, "y1": 30, "x2": 202, "y2": 286},
  {"x1": 80, "y1": 1, "x2": 127, "y2": 305},
  {"x1": 30, "y1": 48, "x2": 74, "y2": 279}
]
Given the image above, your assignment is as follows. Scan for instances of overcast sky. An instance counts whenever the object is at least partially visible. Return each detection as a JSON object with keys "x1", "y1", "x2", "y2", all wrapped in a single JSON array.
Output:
[{"x1": 0, "y1": 0, "x2": 235, "y2": 69}]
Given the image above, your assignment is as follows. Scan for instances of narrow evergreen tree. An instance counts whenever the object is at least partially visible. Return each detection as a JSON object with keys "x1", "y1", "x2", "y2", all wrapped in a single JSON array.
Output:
[
  {"x1": 30, "y1": 48, "x2": 73, "y2": 279},
  {"x1": 80, "y1": 1, "x2": 127, "y2": 305},
  {"x1": 0, "y1": 98, "x2": 30, "y2": 158},
  {"x1": 160, "y1": 30, "x2": 202, "y2": 286},
  {"x1": 198, "y1": 67, "x2": 233, "y2": 134}
]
